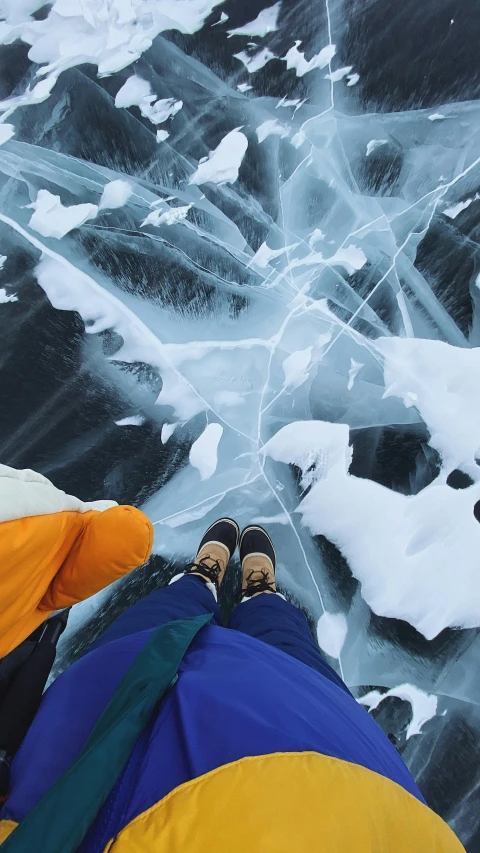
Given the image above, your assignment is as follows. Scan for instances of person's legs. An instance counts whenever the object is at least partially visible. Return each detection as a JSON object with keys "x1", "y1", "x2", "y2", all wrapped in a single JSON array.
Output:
[
  {"x1": 233, "y1": 524, "x2": 352, "y2": 697},
  {"x1": 229, "y1": 593, "x2": 352, "y2": 696},
  {"x1": 88, "y1": 575, "x2": 222, "y2": 651},
  {"x1": 88, "y1": 518, "x2": 239, "y2": 651}
]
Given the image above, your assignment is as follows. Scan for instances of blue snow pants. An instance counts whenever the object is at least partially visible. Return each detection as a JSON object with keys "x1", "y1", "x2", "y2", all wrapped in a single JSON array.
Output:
[{"x1": 88, "y1": 575, "x2": 351, "y2": 696}]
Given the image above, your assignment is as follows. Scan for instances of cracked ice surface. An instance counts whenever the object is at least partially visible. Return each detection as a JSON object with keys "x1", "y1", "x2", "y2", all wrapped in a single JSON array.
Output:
[{"x1": 0, "y1": 0, "x2": 479, "y2": 843}]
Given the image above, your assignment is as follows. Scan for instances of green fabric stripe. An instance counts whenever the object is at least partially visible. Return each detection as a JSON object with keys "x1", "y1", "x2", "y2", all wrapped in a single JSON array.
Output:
[{"x1": 1, "y1": 614, "x2": 212, "y2": 853}]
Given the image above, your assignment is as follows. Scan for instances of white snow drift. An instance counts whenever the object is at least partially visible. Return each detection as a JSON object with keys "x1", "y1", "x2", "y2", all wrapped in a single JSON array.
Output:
[{"x1": 264, "y1": 418, "x2": 480, "y2": 639}]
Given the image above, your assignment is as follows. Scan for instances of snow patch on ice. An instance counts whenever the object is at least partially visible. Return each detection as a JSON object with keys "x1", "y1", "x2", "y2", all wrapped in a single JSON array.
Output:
[
  {"x1": 142, "y1": 203, "x2": 194, "y2": 227},
  {"x1": 284, "y1": 41, "x2": 336, "y2": 77},
  {"x1": 316, "y1": 612, "x2": 348, "y2": 658},
  {"x1": 256, "y1": 118, "x2": 290, "y2": 142},
  {"x1": 265, "y1": 417, "x2": 480, "y2": 639},
  {"x1": 0, "y1": 0, "x2": 226, "y2": 103},
  {"x1": 115, "y1": 75, "x2": 182, "y2": 125},
  {"x1": 233, "y1": 47, "x2": 276, "y2": 73},
  {"x1": 264, "y1": 420, "x2": 352, "y2": 489},
  {"x1": 161, "y1": 422, "x2": 178, "y2": 444},
  {"x1": 324, "y1": 66, "x2": 353, "y2": 83},
  {"x1": 287, "y1": 245, "x2": 367, "y2": 275},
  {"x1": 276, "y1": 96, "x2": 303, "y2": 108},
  {"x1": 115, "y1": 75, "x2": 152, "y2": 108},
  {"x1": 346, "y1": 73, "x2": 360, "y2": 86},
  {"x1": 366, "y1": 139, "x2": 389, "y2": 156},
  {"x1": 213, "y1": 390, "x2": 244, "y2": 407},
  {"x1": 115, "y1": 414, "x2": 145, "y2": 426},
  {"x1": 189, "y1": 423, "x2": 223, "y2": 480},
  {"x1": 377, "y1": 336, "x2": 480, "y2": 475},
  {"x1": 27, "y1": 181, "x2": 132, "y2": 238},
  {"x1": 189, "y1": 129, "x2": 248, "y2": 185},
  {"x1": 98, "y1": 179, "x2": 133, "y2": 211},
  {"x1": 249, "y1": 241, "x2": 299, "y2": 268},
  {"x1": 0, "y1": 124, "x2": 14, "y2": 145},
  {"x1": 143, "y1": 97, "x2": 183, "y2": 125},
  {"x1": 290, "y1": 129, "x2": 306, "y2": 148},
  {"x1": 347, "y1": 359, "x2": 364, "y2": 391},
  {"x1": 358, "y1": 684, "x2": 438, "y2": 740},
  {"x1": 308, "y1": 228, "x2": 326, "y2": 246},
  {"x1": 237, "y1": 82, "x2": 253, "y2": 92},
  {"x1": 156, "y1": 129, "x2": 170, "y2": 142},
  {"x1": 228, "y1": 3, "x2": 281, "y2": 38},
  {"x1": 0, "y1": 287, "x2": 17, "y2": 303},
  {"x1": 212, "y1": 11, "x2": 229, "y2": 25},
  {"x1": 27, "y1": 189, "x2": 98, "y2": 239},
  {"x1": 428, "y1": 113, "x2": 446, "y2": 122},
  {"x1": 443, "y1": 195, "x2": 479, "y2": 219},
  {"x1": 282, "y1": 346, "x2": 313, "y2": 389},
  {"x1": 0, "y1": 72, "x2": 60, "y2": 118},
  {"x1": 30, "y1": 252, "x2": 210, "y2": 423}
]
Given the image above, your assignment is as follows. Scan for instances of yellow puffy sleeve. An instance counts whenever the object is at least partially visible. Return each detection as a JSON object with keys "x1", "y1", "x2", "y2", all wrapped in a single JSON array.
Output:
[{"x1": 39, "y1": 506, "x2": 154, "y2": 611}]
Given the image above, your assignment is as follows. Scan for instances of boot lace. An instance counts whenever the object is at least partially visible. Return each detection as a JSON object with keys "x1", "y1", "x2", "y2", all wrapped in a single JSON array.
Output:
[
  {"x1": 242, "y1": 569, "x2": 276, "y2": 598},
  {"x1": 185, "y1": 556, "x2": 222, "y2": 588}
]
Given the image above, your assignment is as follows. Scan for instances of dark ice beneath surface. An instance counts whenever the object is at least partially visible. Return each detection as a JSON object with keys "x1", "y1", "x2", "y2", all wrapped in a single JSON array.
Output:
[{"x1": 0, "y1": 0, "x2": 480, "y2": 847}]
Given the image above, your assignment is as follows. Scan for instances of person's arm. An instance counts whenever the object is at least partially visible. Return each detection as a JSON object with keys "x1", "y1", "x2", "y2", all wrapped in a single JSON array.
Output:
[{"x1": 38, "y1": 505, "x2": 154, "y2": 611}]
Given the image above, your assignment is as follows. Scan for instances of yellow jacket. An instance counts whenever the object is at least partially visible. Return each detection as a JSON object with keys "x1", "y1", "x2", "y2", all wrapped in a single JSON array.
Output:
[{"x1": 0, "y1": 464, "x2": 154, "y2": 657}]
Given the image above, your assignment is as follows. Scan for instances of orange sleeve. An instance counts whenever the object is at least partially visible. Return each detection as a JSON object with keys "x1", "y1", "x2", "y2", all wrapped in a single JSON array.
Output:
[{"x1": 39, "y1": 505, "x2": 154, "y2": 611}]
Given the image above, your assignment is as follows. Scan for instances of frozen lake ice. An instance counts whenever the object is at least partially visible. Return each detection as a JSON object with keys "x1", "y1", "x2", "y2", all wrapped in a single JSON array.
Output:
[{"x1": 0, "y1": 0, "x2": 479, "y2": 845}]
